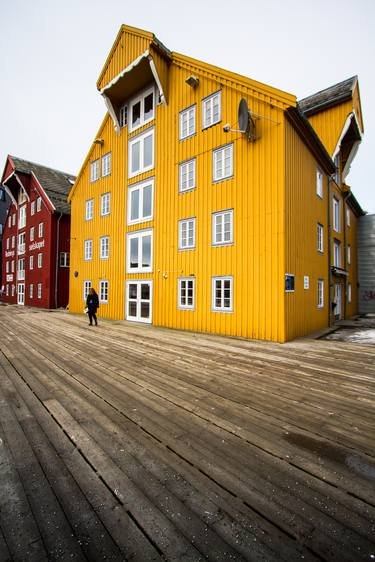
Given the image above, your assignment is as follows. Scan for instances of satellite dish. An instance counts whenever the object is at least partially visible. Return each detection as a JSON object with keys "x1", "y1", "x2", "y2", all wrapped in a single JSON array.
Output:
[{"x1": 238, "y1": 98, "x2": 256, "y2": 141}]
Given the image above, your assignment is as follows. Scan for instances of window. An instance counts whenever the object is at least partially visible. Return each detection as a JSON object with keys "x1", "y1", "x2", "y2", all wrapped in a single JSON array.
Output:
[
  {"x1": 6, "y1": 285, "x2": 8, "y2": 296},
  {"x1": 202, "y1": 91, "x2": 221, "y2": 129},
  {"x1": 6, "y1": 261, "x2": 9, "y2": 273},
  {"x1": 12, "y1": 235, "x2": 15, "y2": 248},
  {"x1": 18, "y1": 259, "x2": 25, "y2": 280},
  {"x1": 129, "y1": 86, "x2": 155, "y2": 132},
  {"x1": 333, "y1": 196, "x2": 340, "y2": 232},
  {"x1": 8, "y1": 216, "x2": 11, "y2": 228},
  {"x1": 29, "y1": 255, "x2": 34, "y2": 270},
  {"x1": 128, "y1": 178, "x2": 154, "y2": 225},
  {"x1": 213, "y1": 144, "x2": 233, "y2": 182},
  {"x1": 85, "y1": 199, "x2": 94, "y2": 221},
  {"x1": 100, "y1": 236, "x2": 110, "y2": 259},
  {"x1": 285, "y1": 274, "x2": 295, "y2": 292},
  {"x1": 6, "y1": 238, "x2": 9, "y2": 250},
  {"x1": 126, "y1": 229, "x2": 153, "y2": 273},
  {"x1": 60, "y1": 252, "x2": 70, "y2": 267},
  {"x1": 179, "y1": 105, "x2": 196, "y2": 140},
  {"x1": 179, "y1": 159, "x2": 196, "y2": 192},
  {"x1": 128, "y1": 128, "x2": 154, "y2": 178},
  {"x1": 37, "y1": 283, "x2": 42, "y2": 299},
  {"x1": 178, "y1": 218, "x2": 196, "y2": 250},
  {"x1": 102, "y1": 153, "x2": 111, "y2": 177},
  {"x1": 317, "y1": 280, "x2": 324, "y2": 308},
  {"x1": 30, "y1": 226, "x2": 35, "y2": 242},
  {"x1": 11, "y1": 285, "x2": 15, "y2": 297},
  {"x1": 84, "y1": 240, "x2": 93, "y2": 261},
  {"x1": 38, "y1": 253, "x2": 43, "y2": 268},
  {"x1": 348, "y1": 283, "x2": 352, "y2": 303},
  {"x1": 119, "y1": 105, "x2": 127, "y2": 128},
  {"x1": 213, "y1": 210, "x2": 233, "y2": 245},
  {"x1": 317, "y1": 223, "x2": 324, "y2": 253},
  {"x1": 347, "y1": 207, "x2": 351, "y2": 227},
  {"x1": 19, "y1": 205, "x2": 26, "y2": 229},
  {"x1": 212, "y1": 277, "x2": 233, "y2": 312},
  {"x1": 18, "y1": 232, "x2": 26, "y2": 255},
  {"x1": 36, "y1": 197, "x2": 42, "y2": 212},
  {"x1": 31, "y1": 201, "x2": 35, "y2": 215},
  {"x1": 333, "y1": 240, "x2": 341, "y2": 267},
  {"x1": 12, "y1": 213, "x2": 16, "y2": 226},
  {"x1": 83, "y1": 280, "x2": 92, "y2": 300},
  {"x1": 316, "y1": 168, "x2": 323, "y2": 198},
  {"x1": 178, "y1": 278, "x2": 195, "y2": 309},
  {"x1": 90, "y1": 159, "x2": 100, "y2": 182},
  {"x1": 347, "y1": 245, "x2": 351, "y2": 265},
  {"x1": 99, "y1": 280, "x2": 109, "y2": 303},
  {"x1": 11, "y1": 261, "x2": 14, "y2": 273},
  {"x1": 38, "y1": 222, "x2": 43, "y2": 238},
  {"x1": 29, "y1": 284, "x2": 33, "y2": 298},
  {"x1": 100, "y1": 192, "x2": 111, "y2": 216}
]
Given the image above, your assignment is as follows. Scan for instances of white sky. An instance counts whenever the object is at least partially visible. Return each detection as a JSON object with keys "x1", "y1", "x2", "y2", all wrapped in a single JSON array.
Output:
[{"x1": 1, "y1": 0, "x2": 374, "y2": 212}]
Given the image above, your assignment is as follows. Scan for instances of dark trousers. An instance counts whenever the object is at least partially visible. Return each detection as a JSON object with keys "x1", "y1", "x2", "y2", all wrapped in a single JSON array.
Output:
[{"x1": 88, "y1": 311, "x2": 97, "y2": 325}]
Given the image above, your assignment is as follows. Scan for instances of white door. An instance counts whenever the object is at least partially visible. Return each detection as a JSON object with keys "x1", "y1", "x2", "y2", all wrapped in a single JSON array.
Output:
[
  {"x1": 17, "y1": 283, "x2": 25, "y2": 305},
  {"x1": 334, "y1": 284, "x2": 342, "y2": 320},
  {"x1": 126, "y1": 280, "x2": 152, "y2": 323}
]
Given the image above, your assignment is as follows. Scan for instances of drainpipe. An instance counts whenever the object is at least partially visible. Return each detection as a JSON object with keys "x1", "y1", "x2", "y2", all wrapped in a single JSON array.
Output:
[
  {"x1": 327, "y1": 176, "x2": 332, "y2": 327},
  {"x1": 55, "y1": 212, "x2": 62, "y2": 308},
  {"x1": 343, "y1": 192, "x2": 351, "y2": 320}
]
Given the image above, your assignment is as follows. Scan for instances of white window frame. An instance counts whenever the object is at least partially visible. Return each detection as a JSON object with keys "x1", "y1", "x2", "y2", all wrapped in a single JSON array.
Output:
[
  {"x1": 19, "y1": 205, "x2": 26, "y2": 229},
  {"x1": 100, "y1": 236, "x2": 110, "y2": 260},
  {"x1": 6, "y1": 261, "x2": 9, "y2": 273},
  {"x1": 213, "y1": 144, "x2": 234, "y2": 182},
  {"x1": 99, "y1": 280, "x2": 109, "y2": 303},
  {"x1": 212, "y1": 209, "x2": 234, "y2": 246},
  {"x1": 6, "y1": 237, "x2": 9, "y2": 250},
  {"x1": 179, "y1": 159, "x2": 196, "y2": 193},
  {"x1": 347, "y1": 244, "x2": 351, "y2": 265},
  {"x1": 60, "y1": 252, "x2": 70, "y2": 267},
  {"x1": 84, "y1": 239, "x2": 93, "y2": 261},
  {"x1": 11, "y1": 285, "x2": 15, "y2": 297},
  {"x1": 333, "y1": 240, "x2": 341, "y2": 268},
  {"x1": 90, "y1": 159, "x2": 100, "y2": 183},
  {"x1": 30, "y1": 226, "x2": 35, "y2": 242},
  {"x1": 38, "y1": 253, "x2": 43, "y2": 268},
  {"x1": 8, "y1": 216, "x2": 11, "y2": 228},
  {"x1": 317, "y1": 279, "x2": 324, "y2": 308},
  {"x1": 11, "y1": 260, "x2": 14, "y2": 273},
  {"x1": 348, "y1": 283, "x2": 352, "y2": 303},
  {"x1": 119, "y1": 104, "x2": 127, "y2": 128},
  {"x1": 128, "y1": 86, "x2": 155, "y2": 133},
  {"x1": 178, "y1": 218, "x2": 196, "y2": 250},
  {"x1": 126, "y1": 229, "x2": 153, "y2": 273},
  {"x1": 31, "y1": 201, "x2": 35, "y2": 215},
  {"x1": 6, "y1": 285, "x2": 8, "y2": 296},
  {"x1": 18, "y1": 258, "x2": 25, "y2": 280},
  {"x1": 12, "y1": 235, "x2": 15, "y2": 248},
  {"x1": 85, "y1": 199, "x2": 94, "y2": 221},
  {"x1": 18, "y1": 232, "x2": 26, "y2": 255},
  {"x1": 38, "y1": 222, "x2": 43, "y2": 238},
  {"x1": 29, "y1": 255, "x2": 34, "y2": 270},
  {"x1": 102, "y1": 153, "x2": 111, "y2": 177},
  {"x1": 36, "y1": 197, "x2": 42, "y2": 212},
  {"x1": 316, "y1": 168, "x2": 323, "y2": 198},
  {"x1": 128, "y1": 127, "x2": 155, "y2": 179},
  {"x1": 317, "y1": 223, "x2": 324, "y2": 253},
  {"x1": 83, "y1": 280, "x2": 92, "y2": 301},
  {"x1": 37, "y1": 282, "x2": 42, "y2": 299},
  {"x1": 29, "y1": 284, "x2": 33, "y2": 299},
  {"x1": 333, "y1": 196, "x2": 340, "y2": 233},
  {"x1": 127, "y1": 178, "x2": 154, "y2": 225},
  {"x1": 346, "y1": 207, "x2": 351, "y2": 227},
  {"x1": 178, "y1": 277, "x2": 195, "y2": 310},
  {"x1": 12, "y1": 213, "x2": 16, "y2": 225},
  {"x1": 100, "y1": 192, "x2": 111, "y2": 217},
  {"x1": 212, "y1": 276, "x2": 233, "y2": 313},
  {"x1": 179, "y1": 105, "x2": 196, "y2": 140},
  {"x1": 202, "y1": 91, "x2": 221, "y2": 129}
]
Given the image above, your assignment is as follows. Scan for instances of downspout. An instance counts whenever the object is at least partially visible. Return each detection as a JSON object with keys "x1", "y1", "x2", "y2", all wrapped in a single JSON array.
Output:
[
  {"x1": 327, "y1": 176, "x2": 332, "y2": 327},
  {"x1": 55, "y1": 212, "x2": 62, "y2": 308},
  {"x1": 343, "y1": 192, "x2": 351, "y2": 319}
]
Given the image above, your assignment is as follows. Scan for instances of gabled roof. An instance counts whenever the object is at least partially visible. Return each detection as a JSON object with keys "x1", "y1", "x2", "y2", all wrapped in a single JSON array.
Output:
[
  {"x1": 298, "y1": 76, "x2": 357, "y2": 116},
  {"x1": 9, "y1": 156, "x2": 75, "y2": 214}
]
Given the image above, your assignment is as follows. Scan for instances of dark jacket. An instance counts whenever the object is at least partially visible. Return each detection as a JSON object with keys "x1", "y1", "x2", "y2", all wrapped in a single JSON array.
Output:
[{"x1": 86, "y1": 293, "x2": 99, "y2": 313}]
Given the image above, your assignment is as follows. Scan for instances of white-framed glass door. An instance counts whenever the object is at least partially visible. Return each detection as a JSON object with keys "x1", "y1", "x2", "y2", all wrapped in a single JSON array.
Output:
[
  {"x1": 17, "y1": 283, "x2": 25, "y2": 305},
  {"x1": 334, "y1": 283, "x2": 342, "y2": 320},
  {"x1": 126, "y1": 280, "x2": 152, "y2": 323}
]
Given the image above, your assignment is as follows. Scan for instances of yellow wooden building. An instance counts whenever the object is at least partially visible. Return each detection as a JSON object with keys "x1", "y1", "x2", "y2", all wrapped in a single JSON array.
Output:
[{"x1": 68, "y1": 25, "x2": 365, "y2": 342}]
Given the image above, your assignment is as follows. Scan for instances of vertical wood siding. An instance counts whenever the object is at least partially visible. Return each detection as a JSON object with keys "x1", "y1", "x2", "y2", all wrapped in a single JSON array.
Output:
[{"x1": 307, "y1": 100, "x2": 353, "y2": 156}]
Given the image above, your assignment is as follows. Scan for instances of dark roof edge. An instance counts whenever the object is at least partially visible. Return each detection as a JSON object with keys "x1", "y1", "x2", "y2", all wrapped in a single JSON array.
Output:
[
  {"x1": 285, "y1": 107, "x2": 336, "y2": 176},
  {"x1": 299, "y1": 92, "x2": 353, "y2": 117},
  {"x1": 9, "y1": 155, "x2": 76, "y2": 180},
  {"x1": 346, "y1": 191, "x2": 366, "y2": 217}
]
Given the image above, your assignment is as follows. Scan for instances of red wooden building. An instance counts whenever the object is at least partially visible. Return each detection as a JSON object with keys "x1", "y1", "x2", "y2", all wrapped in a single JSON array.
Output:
[{"x1": 1, "y1": 155, "x2": 75, "y2": 308}]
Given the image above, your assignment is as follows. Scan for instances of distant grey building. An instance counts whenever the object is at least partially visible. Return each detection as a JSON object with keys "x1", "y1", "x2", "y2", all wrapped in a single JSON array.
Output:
[{"x1": 358, "y1": 214, "x2": 375, "y2": 314}]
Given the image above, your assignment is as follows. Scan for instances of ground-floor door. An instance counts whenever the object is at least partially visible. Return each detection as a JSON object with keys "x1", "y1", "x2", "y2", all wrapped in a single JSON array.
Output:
[
  {"x1": 334, "y1": 283, "x2": 342, "y2": 320},
  {"x1": 126, "y1": 280, "x2": 152, "y2": 324},
  {"x1": 17, "y1": 283, "x2": 25, "y2": 305}
]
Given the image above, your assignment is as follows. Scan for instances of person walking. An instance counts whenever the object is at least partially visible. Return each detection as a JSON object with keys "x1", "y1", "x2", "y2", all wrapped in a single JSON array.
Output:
[{"x1": 86, "y1": 288, "x2": 99, "y2": 326}]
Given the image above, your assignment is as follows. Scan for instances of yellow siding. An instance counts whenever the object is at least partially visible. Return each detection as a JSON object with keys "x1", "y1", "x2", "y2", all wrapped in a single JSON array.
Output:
[
  {"x1": 352, "y1": 83, "x2": 364, "y2": 133},
  {"x1": 284, "y1": 121, "x2": 329, "y2": 340},
  {"x1": 150, "y1": 46, "x2": 170, "y2": 103},
  {"x1": 307, "y1": 100, "x2": 353, "y2": 156}
]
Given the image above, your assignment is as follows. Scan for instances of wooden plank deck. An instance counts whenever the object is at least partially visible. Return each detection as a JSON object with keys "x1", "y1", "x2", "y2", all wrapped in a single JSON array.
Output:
[{"x1": 0, "y1": 305, "x2": 374, "y2": 561}]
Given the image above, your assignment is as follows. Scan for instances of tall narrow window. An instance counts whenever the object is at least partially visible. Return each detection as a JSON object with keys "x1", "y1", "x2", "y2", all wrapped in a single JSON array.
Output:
[
  {"x1": 83, "y1": 280, "x2": 92, "y2": 300},
  {"x1": 29, "y1": 284, "x2": 33, "y2": 299},
  {"x1": 212, "y1": 210, "x2": 233, "y2": 245},
  {"x1": 317, "y1": 280, "x2": 324, "y2": 308},
  {"x1": 31, "y1": 201, "x2": 35, "y2": 215},
  {"x1": 60, "y1": 252, "x2": 70, "y2": 267},
  {"x1": 18, "y1": 232, "x2": 26, "y2": 255},
  {"x1": 84, "y1": 239, "x2": 93, "y2": 261},
  {"x1": 102, "y1": 153, "x2": 111, "y2": 177},
  {"x1": 99, "y1": 280, "x2": 109, "y2": 303},
  {"x1": 178, "y1": 278, "x2": 195, "y2": 309},
  {"x1": 37, "y1": 283, "x2": 42, "y2": 299},
  {"x1": 333, "y1": 240, "x2": 341, "y2": 267},
  {"x1": 30, "y1": 226, "x2": 35, "y2": 242},
  {"x1": 36, "y1": 197, "x2": 42, "y2": 212},
  {"x1": 100, "y1": 236, "x2": 110, "y2": 259},
  {"x1": 38, "y1": 253, "x2": 43, "y2": 268},
  {"x1": 19, "y1": 206, "x2": 26, "y2": 229},
  {"x1": 29, "y1": 255, "x2": 34, "y2": 270},
  {"x1": 213, "y1": 144, "x2": 233, "y2": 181},
  {"x1": 179, "y1": 159, "x2": 196, "y2": 192},
  {"x1": 6, "y1": 237, "x2": 9, "y2": 250},
  {"x1": 100, "y1": 192, "x2": 111, "y2": 216},
  {"x1": 119, "y1": 105, "x2": 127, "y2": 128},
  {"x1": 128, "y1": 128, "x2": 154, "y2": 178},
  {"x1": 38, "y1": 222, "x2": 43, "y2": 238},
  {"x1": 333, "y1": 196, "x2": 340, "y2": 232},
  {"x1": 127, "y1": 178, "x2": 154, "y2": 225},
  {"x1": 90, "y1": 159, "x2": 100, "y2": 182},
  {"x1": 317, "y1": 223, "x2": 324, "y2": 253},
  {"x1": 126, "y1": 229, "x2": 153, "y2": 273},
  {"x1": 85, "y1": 199, "x2": 94, "y2": 221},
  {"x1": 316, "y1": 168, "x2": 323, "y2": 198},
  {"x1": 347, "y1": 283, "x2": 352, "y2": 303},
  {"x1": 347, "y1": 244, "x2": 351, "y2": 265},
  {"x1": 178, "y1": 218, "x2": 196, "y2": 250},
  {"x1": 202, "y1": 91, "x2": 221, "y2": 129},
  {"x1": 346, "y1": 207, "x2": 351, "y2": 227},
  {"x1": 212, "y1": 277, "x2": 233, "y2": 312},
  {"x1": 179, "y1": 105, "x2": 196, "y2": 140}
]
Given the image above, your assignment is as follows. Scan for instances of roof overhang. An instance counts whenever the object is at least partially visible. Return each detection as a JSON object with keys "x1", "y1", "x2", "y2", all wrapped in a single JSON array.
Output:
[
  {"x1": 331, "y1": 267, "x2": 349, "y2": 277},
  {"x1": 2, "y1": 170, "x2": 31, "y2": 207},
  {"x1": 100, "y1": 50, "x2": 167, "y2": 134},
  {"x1": 332, "y1": 112, "x2": 362, "y2": 179}
]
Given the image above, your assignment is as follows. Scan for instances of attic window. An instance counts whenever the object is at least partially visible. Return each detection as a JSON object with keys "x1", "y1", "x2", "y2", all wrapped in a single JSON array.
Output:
[{"x1": 129, "y1": 86, "x2": 155, "y2": 133}]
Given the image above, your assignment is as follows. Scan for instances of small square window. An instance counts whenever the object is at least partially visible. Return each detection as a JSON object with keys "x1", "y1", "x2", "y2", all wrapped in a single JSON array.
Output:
[
  {"x1": 202, "y1": 91, "x2": 221, "y2": 129},
  {"x1": 179, "y1": 105, "x2": 196, "y2": 140},
  {"x1": 285, "y1": 274, "x2": 295, "y2": 292},
  {"x1": 213, "y1": 144, "x2": 233, "y2": 182},
  {"x1": 212, "y1": 277, "x2": 233, "y2": 312}
]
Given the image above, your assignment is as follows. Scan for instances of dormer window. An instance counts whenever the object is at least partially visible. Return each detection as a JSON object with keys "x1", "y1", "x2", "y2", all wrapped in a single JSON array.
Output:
[
  {"x1": 129, "y1": 86, "x2": 155, "y2": 133},
  {"x1": 119, "y1": 105, "x2": 128, "y2": 128}
]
